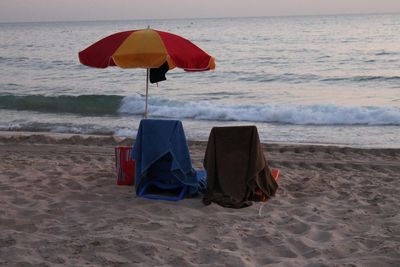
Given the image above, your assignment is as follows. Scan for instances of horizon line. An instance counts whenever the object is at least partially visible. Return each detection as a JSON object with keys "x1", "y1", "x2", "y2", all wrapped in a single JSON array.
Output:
[{"x1": 0, "y1": 11, "x2": 399, "y2": 24}]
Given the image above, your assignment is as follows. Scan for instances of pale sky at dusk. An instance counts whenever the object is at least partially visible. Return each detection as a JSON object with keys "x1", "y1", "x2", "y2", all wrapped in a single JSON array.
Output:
[{"x1": 1, "y1": 0, "x2": 400, "y2": 22}]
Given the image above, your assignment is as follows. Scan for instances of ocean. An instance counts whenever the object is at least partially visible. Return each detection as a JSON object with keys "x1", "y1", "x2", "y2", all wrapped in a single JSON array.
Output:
[{"x1": 0, "y1": 14, "x2": 399, "y2": 147}]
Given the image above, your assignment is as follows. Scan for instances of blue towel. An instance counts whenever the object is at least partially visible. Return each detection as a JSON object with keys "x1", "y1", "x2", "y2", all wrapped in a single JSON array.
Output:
[{"x1": 132, "y1": 119, "x2": 206, "y2": 200}]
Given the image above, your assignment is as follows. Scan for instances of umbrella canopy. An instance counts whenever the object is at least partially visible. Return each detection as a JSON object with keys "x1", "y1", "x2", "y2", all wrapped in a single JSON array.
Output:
[{"x1": 79, "y1": 28, "x2": 215, "y2": 117}]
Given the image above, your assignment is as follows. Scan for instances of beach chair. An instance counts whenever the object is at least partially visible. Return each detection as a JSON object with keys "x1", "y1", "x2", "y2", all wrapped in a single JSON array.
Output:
[
  {"x1": 132, "y1": 119, "x2": 206, "y2": 201},
  {"x1": 203, "y1": 126, "x2": 279, "y2": 208}
]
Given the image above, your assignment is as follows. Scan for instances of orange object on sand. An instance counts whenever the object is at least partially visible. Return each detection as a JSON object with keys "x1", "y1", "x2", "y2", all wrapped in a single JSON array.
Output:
[
  {"x1": 271, "y1": 168, "x2": 280, "y2": 182},
  {"x1": 255, "y1": 168, "x2": 280, "y2": 202}
]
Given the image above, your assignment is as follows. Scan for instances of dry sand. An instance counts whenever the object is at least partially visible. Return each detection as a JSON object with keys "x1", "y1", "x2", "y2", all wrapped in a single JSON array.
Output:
[{"x1": 0, "y1": 132, "x2": 399, "y2": 266}]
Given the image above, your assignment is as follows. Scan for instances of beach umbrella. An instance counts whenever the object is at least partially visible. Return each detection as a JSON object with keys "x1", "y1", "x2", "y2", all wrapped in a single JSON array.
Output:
[{"x1": 78, "y1": 28, "x2": 215, "y2": 118}]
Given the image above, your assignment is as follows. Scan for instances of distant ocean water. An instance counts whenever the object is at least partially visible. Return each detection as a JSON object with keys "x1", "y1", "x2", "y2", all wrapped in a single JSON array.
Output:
[{"x1": 0, "y1": 14, "x2": 399, "y2": 147}]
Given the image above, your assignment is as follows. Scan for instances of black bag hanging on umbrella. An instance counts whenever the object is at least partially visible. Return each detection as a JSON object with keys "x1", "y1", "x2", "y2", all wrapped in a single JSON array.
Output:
[{"x1": 150, "y1": 61, "x2": 169, "y2": 83}]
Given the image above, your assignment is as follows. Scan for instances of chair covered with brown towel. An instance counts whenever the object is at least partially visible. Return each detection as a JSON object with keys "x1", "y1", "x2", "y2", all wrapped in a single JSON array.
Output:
[{"x1": 203, "y1": 126, "x2": 279, "y2": 208}]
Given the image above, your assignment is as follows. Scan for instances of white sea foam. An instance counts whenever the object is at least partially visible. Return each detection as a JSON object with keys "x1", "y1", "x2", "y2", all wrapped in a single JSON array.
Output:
[
  {"x1": 118, "y1": 94, "x2": 400, "y2": 126},
  {"x1": 114, "y1": 128, "x2": 137, "y2": 138}
]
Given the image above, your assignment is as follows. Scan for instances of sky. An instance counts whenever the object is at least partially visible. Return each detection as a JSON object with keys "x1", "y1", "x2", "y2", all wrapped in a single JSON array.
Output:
[{"x1": 1, "y1": 0, "x2": 400, "y2": 22}]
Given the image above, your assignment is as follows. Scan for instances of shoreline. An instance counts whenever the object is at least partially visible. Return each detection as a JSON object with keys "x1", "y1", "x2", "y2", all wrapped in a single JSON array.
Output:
[
  {"x1": 1, "y1": 130, "x2": 399, "y2": 150},
  {"x1": 1, "y1": 130, "x2": 399, "y2": 266}
]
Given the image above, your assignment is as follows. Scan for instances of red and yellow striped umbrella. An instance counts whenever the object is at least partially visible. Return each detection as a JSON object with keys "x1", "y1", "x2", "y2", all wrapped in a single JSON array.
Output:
[{"x1": 79, "y1": 28, "x2": 215, "y2": 117}]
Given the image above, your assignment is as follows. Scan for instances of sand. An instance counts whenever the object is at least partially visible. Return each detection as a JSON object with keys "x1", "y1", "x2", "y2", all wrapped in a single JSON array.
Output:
[{"x1": 0, "y1": 131, "x2": 399, "y2": 266}]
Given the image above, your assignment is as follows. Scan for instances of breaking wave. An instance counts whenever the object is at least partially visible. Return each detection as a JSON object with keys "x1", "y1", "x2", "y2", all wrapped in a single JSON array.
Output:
[
  {"x1": 118, "y1": 94, "x2": 400, "y2": 125},
  {"x1": 1, "y1": 93, "x2": 399, "y2": 126}
]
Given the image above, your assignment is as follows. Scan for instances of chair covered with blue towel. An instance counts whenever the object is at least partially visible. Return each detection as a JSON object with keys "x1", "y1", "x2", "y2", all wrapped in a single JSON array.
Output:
[{"x1": 132, "y1": 119, "x2": 206, "y2": 201}]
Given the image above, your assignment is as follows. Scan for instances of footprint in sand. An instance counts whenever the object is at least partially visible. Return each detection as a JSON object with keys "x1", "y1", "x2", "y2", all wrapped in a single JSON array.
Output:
[
  {"x1": 307, "y1": 229, "x2": 332, "y2": 243},
  {"x1": 65, "y1": 181, "x2": 84, "y2": 190},
  {"x1": 287, "y1": 238, "x2": 321, "y2": 259},
  {"x1": 13, "y1": 223, "x2": 38, "y2": 233},
  {"x1": 135, "y1": 222, "x2": 163, "y2": 231},
  {"x1": 0, "y1": 236, "x2": 16, "y2": 248},
  {"x1": 283, "y1": 219, "x2": 311, "y2": 235}
]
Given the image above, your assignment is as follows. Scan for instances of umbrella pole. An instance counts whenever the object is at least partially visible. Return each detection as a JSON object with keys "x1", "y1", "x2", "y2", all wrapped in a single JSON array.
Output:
[
  {"x1": 144, "y1": 68, "x2": 149, "y2": 118},
  {"x1": 144, "y1": 25, "x2": 151, "y2": 118}
]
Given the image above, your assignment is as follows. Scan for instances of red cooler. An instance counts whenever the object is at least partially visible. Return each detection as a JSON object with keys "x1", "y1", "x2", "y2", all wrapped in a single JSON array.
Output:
[{"x1": 115, "y1": 146, "x2": 135, "y2": 186}]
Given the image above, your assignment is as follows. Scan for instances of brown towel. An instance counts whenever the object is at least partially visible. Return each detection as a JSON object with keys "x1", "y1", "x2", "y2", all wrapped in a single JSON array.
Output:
[{"x1": 203, "y1": 126, "x2": 278, "y2": 208}]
